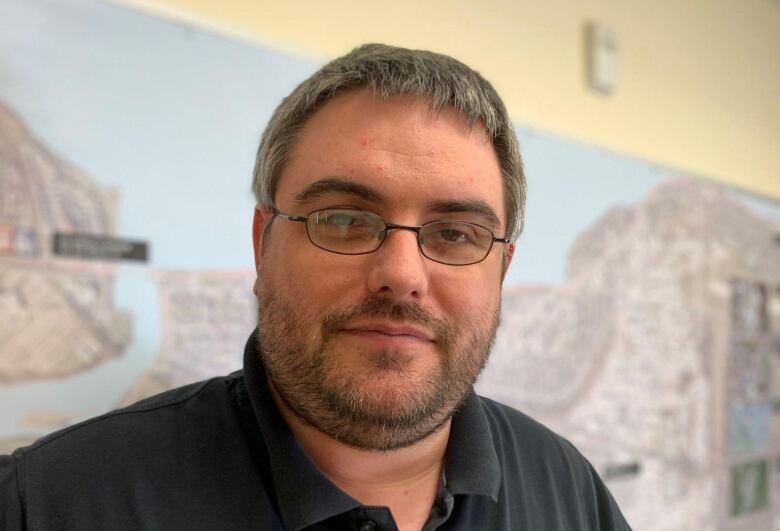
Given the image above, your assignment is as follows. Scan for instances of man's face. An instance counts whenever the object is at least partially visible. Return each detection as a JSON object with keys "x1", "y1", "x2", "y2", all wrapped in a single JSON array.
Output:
[{"x1": 254, "y1": 89, "x2": 512, "y2": 451}]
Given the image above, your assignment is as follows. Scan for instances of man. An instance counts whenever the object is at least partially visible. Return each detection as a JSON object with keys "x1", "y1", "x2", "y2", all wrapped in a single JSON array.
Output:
[{"x1": 1, "y1": 44, "x2": 630, "y2": 530}]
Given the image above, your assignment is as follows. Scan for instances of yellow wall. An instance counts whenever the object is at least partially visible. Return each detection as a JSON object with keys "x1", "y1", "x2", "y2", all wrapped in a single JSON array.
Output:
[{"x1": 114, "y1": 0, "x2": 780, "y2": 200}]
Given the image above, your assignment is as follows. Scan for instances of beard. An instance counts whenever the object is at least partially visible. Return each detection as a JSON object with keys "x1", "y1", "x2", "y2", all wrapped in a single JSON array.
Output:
[{"x1": 255, "y1": 271, "x2": 500, "y2": 451}]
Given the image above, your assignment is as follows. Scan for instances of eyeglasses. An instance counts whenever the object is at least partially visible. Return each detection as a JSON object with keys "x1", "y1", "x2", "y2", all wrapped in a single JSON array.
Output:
[{"x1": 273, "y1": 207, "x2": 510, "y2": 266}]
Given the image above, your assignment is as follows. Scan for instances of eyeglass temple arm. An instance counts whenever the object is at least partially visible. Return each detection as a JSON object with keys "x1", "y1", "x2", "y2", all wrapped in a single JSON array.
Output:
[{"x1": 273, "y1": 210, "x2": 307, "y2": 223}]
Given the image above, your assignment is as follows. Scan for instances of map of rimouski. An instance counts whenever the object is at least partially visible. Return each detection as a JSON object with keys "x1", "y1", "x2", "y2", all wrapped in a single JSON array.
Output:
[{"x1": 0, "y1": 102, "x2": 132, "y2": 383}]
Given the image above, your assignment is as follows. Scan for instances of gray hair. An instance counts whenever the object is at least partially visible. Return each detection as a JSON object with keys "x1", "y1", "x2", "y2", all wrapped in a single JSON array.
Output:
[{"x1": 252, "y1": 43, "x2": 526, "y2": 240}]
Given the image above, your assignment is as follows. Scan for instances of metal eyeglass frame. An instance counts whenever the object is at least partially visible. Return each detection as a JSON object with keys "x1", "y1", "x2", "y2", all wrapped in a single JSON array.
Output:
[{"x1": 272, "y1": 207, "x2": 510, "y2": 266}]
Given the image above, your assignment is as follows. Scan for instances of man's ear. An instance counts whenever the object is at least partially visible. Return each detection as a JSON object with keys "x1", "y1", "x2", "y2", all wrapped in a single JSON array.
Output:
[
  {"x1": 252, "y1": 206, "x2": 275, "y2": 271},
  {"x1": 501, "y1": 243, "x2": 515, "y2": 282}
]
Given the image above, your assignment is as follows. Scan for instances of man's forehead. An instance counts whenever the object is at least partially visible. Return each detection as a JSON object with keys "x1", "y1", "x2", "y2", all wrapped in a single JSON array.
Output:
[
  {"x1": 276, "y1": 89, "x2": 505, "y2": 221},
  {"x1": 292, "y1": 176, "x2": 503, "y2": 231}
]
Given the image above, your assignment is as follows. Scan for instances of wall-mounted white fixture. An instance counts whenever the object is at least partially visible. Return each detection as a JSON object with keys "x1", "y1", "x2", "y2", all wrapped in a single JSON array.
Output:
[{"x1": 586, "y1": 22, "x2": 619, "y2": 95}]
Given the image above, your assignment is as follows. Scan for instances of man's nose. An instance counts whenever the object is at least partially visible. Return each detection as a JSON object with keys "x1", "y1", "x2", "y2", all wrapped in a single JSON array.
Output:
[{"x1": 365, "y1": 227, "x2": 430, "y2": 301}]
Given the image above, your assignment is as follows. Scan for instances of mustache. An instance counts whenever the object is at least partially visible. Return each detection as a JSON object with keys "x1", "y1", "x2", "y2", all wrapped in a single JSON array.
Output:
[{"x1": 321, "y1": 297, "x2": 455, "y2": 348}]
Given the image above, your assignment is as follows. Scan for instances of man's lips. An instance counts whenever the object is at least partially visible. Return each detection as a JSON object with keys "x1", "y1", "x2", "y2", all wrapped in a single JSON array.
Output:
[{"x1": 339, "y1": 322, "x2": 437, "y2": 343}]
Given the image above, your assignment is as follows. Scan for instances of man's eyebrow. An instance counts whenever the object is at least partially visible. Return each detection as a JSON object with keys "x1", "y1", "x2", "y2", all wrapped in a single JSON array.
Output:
[
  {"x1": 294, "y1": 180, "x2": 501, "y2": 230},
  {"x1": 429, "y1": 200, "x2": 502, "y2": 230},
  {"x1": 294, "y1": 178, "x2": 383, "y2": 204}
]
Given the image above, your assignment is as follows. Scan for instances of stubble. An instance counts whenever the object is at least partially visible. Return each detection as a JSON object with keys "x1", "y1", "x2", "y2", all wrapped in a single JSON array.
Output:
[{"x1": 256, "y1": 271, "x2": 500, "y2": 451}]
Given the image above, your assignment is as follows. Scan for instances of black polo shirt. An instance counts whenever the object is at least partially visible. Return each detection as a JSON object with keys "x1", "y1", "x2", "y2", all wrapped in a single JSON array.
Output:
[{"x1": 1, "y1": 333, "x2": 631, "y2": 530}]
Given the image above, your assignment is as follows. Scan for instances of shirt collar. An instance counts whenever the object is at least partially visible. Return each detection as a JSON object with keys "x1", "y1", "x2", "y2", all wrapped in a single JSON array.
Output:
[
  {"x1": 242, "y1": 331, "x2": 502, "y2": 529},
  {"x1": 444, "y1": 389, "x2": 502, "y2": 501},
  {"x1": 243, "y1": 331, "x2": 360, "y2": 531}
]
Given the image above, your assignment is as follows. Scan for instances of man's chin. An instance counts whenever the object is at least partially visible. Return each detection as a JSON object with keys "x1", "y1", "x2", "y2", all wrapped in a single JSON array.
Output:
[
  {"x1": 322, "y1": 372, "x2": 448, "y2": 423},
  {"x1": 337, "y1": 384, "x2": 427, "y2": 418},
  {"x1": 271, "y1": 359, "x2": 463, "y2": 451},
  {"x1": 319, "y1": 391, "x2": 454, "y2": 451},
  {"x1": 328, "y1": 356, "x2": 442, "y2": 399}
]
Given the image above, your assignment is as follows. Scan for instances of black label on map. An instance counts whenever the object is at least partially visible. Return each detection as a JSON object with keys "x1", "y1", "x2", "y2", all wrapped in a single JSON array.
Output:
[
  {"x1": 603, "y1": 462, "x2": 641, "y2": 480},
  {"x1": 53, "y1": 233, "x2": 148, "y2": 262}
]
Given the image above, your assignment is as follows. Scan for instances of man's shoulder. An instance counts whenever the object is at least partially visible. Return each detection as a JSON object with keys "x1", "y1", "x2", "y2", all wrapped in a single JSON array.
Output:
[
  {"x1": 475, "y1": 395, "x2": 632, "y2": 530},
  {"x1": 475, "y1": 395, "x2": 604, "y2": 498},
  {"x1": 9, "y1": 372, "x2": 245, "y2": 467},
  {"x1": 1, "y1": 371, "x2": 284, "y2": 529},
  {"x1": 476, "y1": 394, "x2": 577, "y2": 456}
]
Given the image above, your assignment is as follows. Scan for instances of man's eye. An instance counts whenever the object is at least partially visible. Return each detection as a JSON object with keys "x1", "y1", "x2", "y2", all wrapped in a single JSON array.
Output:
[
  {"x1": 429, "y1": 226, "x2": 480, "y2": 245},
  {"x1": 440, "y1": 229, "x2": 469, "y2": 243},
  {"x1": 325, "y1": 213, "x2": 360, "y2": 226}
]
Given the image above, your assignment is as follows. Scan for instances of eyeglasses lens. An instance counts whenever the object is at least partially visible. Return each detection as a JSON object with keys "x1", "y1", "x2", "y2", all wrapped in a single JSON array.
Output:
[
  {"x1": 419, "y1": 221, "x2": 492, "y2": 265},
  {"x1": 308, "y1": 210, "x2": 383, "y2": 254}
]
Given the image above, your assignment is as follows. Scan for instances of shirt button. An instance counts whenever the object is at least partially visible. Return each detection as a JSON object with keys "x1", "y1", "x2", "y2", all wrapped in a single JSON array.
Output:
[{"x1": 357, "y1": 520, "x2": 377, "y2": 531}]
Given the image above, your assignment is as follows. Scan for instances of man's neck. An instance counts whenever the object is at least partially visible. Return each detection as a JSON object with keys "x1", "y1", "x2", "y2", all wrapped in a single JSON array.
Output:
[{"x1": 268, "y1": 379, "x2": 450, "y2": 530}]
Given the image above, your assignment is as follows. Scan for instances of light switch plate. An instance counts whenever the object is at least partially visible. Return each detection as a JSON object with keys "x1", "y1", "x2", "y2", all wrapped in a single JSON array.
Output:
[{"x1": 586, "y1": 22, "x2": 619, "y2": 95}]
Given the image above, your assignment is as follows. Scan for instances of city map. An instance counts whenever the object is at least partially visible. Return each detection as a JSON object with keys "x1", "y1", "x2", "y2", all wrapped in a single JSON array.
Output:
[
  {"x1": 0, "y1": 102, "x2": 132, "y2": 385},
  {"x1": 4, "y1": 109, "x2": 779, "y2": 528}
]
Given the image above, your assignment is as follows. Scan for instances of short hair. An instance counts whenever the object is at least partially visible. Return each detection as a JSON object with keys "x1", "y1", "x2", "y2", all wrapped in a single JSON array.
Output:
[{"x1": 252, "y1": 43, "x2": 526, "y2": 240}]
